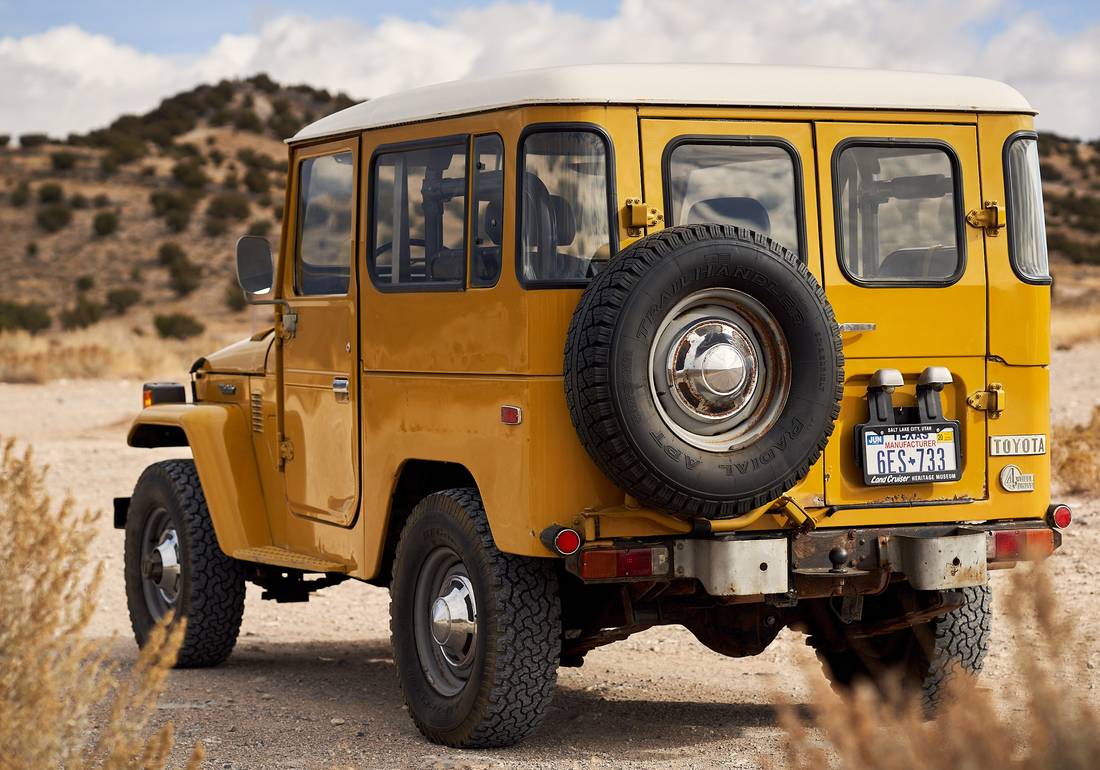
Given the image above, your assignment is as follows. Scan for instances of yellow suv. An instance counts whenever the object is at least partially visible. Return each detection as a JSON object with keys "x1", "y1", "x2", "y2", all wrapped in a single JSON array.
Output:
[{"x1": 116, "y1": 63, "x2": 1068, "y2": 748}]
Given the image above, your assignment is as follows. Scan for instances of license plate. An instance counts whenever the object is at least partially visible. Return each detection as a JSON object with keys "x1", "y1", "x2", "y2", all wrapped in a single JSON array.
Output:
[{"x1": 858, "y1": 422, "x2": 962, "y2": 486}]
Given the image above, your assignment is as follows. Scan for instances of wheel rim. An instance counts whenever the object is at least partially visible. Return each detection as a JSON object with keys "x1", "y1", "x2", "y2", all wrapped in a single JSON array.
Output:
[
  {"x1": 413, "y1": 547, "x2": 478, "y2": 697},
  {"x1": 140, "y1": 506, "x2": 181, "y2": 619},
  {"x1": 648, "y1": 288, "x2": 791, "y2": 453}
]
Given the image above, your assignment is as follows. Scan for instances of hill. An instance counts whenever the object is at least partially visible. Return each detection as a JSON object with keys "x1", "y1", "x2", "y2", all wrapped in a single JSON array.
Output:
[{"x1": 0, "y1": 78, "x2": 1097, "y2": 350}]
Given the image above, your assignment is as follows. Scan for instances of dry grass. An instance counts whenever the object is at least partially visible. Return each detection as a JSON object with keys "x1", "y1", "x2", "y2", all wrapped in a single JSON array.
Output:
[
  {"x1": 0, "y1": 323, "x2": 238, "y2": 383},
  {"x1": 778, "y1": 567, "x2": 1099, "y2": 770},
  {"x1": 1052, "y1": 406, "x2": 1100, "y2": 495},
  {"x1": 1051, "y1": 301, "x2": 1100, "y2": 351},
  {"x1": 0, "y1": 439, "x2": 201, "y2": 769}
]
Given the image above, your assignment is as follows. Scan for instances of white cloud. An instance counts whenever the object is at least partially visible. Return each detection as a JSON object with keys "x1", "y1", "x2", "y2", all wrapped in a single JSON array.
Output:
[{"x1": 1, "y1": 1, "x2": 1098, "y2": 139}]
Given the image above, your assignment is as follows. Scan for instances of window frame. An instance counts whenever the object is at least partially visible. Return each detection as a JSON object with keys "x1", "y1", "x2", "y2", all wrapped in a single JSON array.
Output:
[
  {"x1": 514, "y1": 122, "x2": 618, "y2": 290},
  {"x1": 291, "y1": 145, "x2": 359, "y2": 298},
  {"x1": 469, "y1": 132, "x2": 506, "y2": 289},
  {"x1": 831, "y1": 137, "x2": 968, "y2": 289},
  {"x1": 366, "y1": 133, "x2": 470, "y2": 294},
  {"x1": 1002, "y1": 130, "x2": 1053, "y2": 287},
  {"x1": 660, "y1": 134, "x2": 808, "y2": 261}
]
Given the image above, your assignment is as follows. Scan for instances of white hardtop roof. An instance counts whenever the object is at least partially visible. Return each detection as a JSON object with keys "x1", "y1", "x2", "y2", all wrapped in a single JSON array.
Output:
[{"x1": 291, "y1": 63, "x2": 1033, "y2": 143}]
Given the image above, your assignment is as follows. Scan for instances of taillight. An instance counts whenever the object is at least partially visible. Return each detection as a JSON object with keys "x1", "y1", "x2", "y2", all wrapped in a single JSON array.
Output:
[
  {"x1": 540, "y1": 525, "x2": 582, "y2": 556},
  {"x1": 991, "y1": 529, "x2": 1055, "y2": 562},
  {"x1": 1048, "y1": 504, "x2": 1072, "y2": 530},
  {"x1": 579, "y1": 546, "x2": 670, "y2": 580}
]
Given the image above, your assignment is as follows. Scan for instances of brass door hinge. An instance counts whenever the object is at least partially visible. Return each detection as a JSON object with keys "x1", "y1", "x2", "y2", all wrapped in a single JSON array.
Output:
[
  {"x1": 624, "y1": 198, "x2": 663, "y2": 237},
  {"x1": 277, "y1": 309, "x2": 297, "y2": 340},
  {"x1": 965, "y1": 201, "x2": 1005, "y2": 237},
  {"x1": 967, "y1": 382, "x2": 1006, "y2": 419}
]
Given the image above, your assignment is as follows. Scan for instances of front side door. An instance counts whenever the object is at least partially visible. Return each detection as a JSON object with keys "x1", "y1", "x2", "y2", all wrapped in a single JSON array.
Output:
[
  {"x1": 281, "y1": 137, "x2": 361, "y2": 525},
  {"x1": 639, "y1": 118, "x2": 824, "y2": 504},
  {"x1": 815, "y1": 123, "x2": 988, "y2": 504}
]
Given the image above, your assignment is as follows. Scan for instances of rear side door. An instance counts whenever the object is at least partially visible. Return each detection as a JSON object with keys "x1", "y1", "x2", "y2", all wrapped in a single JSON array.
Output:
[
  {"x1": 639, "y1": 118, "x2": 824, "y2": 504},
  {"x1": 814, "y1": 123, "x2": 988, "y2": 505}
]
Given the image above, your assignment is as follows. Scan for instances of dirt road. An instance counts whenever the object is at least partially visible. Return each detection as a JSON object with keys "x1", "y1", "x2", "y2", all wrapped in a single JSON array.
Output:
[{"x1": 3, "y1": 343, "x2": 1098, "y2": 769}]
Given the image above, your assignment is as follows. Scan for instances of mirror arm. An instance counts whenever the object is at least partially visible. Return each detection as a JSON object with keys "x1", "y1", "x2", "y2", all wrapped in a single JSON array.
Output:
[{"x1": 244, "y1": 294, "x2": 296, "y2": 339}]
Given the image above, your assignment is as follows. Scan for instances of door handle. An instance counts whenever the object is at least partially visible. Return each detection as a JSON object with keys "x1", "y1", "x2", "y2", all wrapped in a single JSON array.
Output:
[{"x1": 332, "y1": 376, "x2": 350, "y2": 402}]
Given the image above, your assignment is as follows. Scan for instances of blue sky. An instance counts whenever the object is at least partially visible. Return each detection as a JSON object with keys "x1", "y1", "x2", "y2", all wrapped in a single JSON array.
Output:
[{"x1": 2, "y1": 1, "x2": 1099, "y2": 138}]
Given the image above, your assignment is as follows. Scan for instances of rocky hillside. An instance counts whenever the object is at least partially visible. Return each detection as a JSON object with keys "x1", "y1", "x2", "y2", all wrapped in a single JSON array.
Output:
[
  {"x1": 0, "y1": 80, "x2": 1097, "y2": 339},
  {"x1": 0, "y1": 75, "x2": 355, "y2": 337}
]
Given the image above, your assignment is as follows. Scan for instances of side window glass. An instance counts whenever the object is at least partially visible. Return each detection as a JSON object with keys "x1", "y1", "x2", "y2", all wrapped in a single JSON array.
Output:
[
  {"x1": 520, "y1": 130, "x2": 613, "y2": 285},
  {"x1": 666, "y1": 142, "x2": 802, "y2": 258},
  {"x1": 296, "y1": 151, "x2": 355, "y2": 295},
  {"x1": 1005, "y1": 135, "x2": 1051, "y2": 282},
  {"x1": 835, "y1": 144, "x2": 962, "y2": 284},
  {"x1": 471, "y1": 135, "x2": 504, "y2": 287},
  {"x1": 371, "y1": 142, "x2": 467, "y2": 289}
]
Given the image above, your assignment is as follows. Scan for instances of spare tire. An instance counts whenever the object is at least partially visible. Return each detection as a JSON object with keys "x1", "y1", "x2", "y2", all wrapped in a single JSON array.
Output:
[{"x1": 564, "y1": 225, "x2": 843, "y2": 518}]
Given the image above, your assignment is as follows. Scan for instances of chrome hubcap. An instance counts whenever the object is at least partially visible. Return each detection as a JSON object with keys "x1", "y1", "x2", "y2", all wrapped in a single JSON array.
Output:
[
  {"x1": 429, "y1": 575, "x2": 478, "y2": 667},
  {"x1": 140, "y1": 508, "x2": 181, "y2": 619},
  {"x1": 649, "y1": 288, "x2": 791, "y2": 453}
]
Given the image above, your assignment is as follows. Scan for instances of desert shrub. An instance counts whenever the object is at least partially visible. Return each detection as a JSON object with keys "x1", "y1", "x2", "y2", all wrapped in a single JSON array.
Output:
[
  {"x1": 93, "y1": 193, "x2": 111, "y2": 208},
  {"x1": 35, "y1": 203, "x2": 72, "y2": 233},
  {"x1": 166, "y1": 253, "x2": 200, "y2": 296},
  {"x1": 10, "y1": 181, "x2": 30, "y2": 207},
  {"x1": 171, "y1": 160, "x2": 208, "y2": 189},
  {"x1": 1052, "y1": 407, "x2": 1100, "y2": 494},
  {"x1": 0, "y1": 134, "x2": 9, "y2": 148},
  {"x1": 98, "y1": 154, "x2": 119, "y2": 176},
  {"x1": 203, "y1": 216, "x2": 228, "y2": 237},
  {"x1": 75, "y1": 275, "x2": 94, "y2": 292},
  {"x1": 247, "y1": 219, "x2": 272, "y2": 236},
  {"x1": 106, "y1": 287, "x2": 142, "y2": 315},
  {"x1": 150, "y1": 190, "x2": 197, "y2": 232},
  {"x1": 164, "y1": 208, "x2": 191, "y2": 232},
  {"x1": 0, "y1": 300, "x2": 51, "y2": 334},
  {"x1": 208, "y1": 148, "x2": 224, "y2": 166},
  {"x1": 231, "y1": 108, "x2": 263, "y2": 133},
  {"x1": 37, "y1": 183, "x2": 63, "y2": 204},
  {"x1": 224, "y1": 279, "x2": 247, "y2": 312},
  {"x1": 50, "y1": 151, "x2": 78, "y2": 171},
  {"x1": 18, "y1": 133, "x2": 49, "y2": 148},
  {"x1": 157, "y1": 241, "x2": 185, "y2": 267},
  {"x1": 222, "y1": 171, "x2": 239, "y2": 190},
  {"x1": 141, "y1": 165, "x2": 155, "y2": 177},
  {"x1": 778, "y1": 568, "x2": 1100, "y2": 770},
  {"x1": 25, "y1": 242, "x2": 38, "y2": 258},
  {"x1": 267, "y1": 111, "x2": 300, "y2": 140},
  {"x1": 92, "y1": 210, "x2": 119, "y2": 236},
  {"x1": 243, "y1": 166, "x2": 270, "y2": 195},
  {"x1": 207, "y1": 190, "x2": 250, "y2": 220},
  {"x1": 257, "y1": 193, "x2": 272, "y2": 207},
  {"x1": 0, "y1": 441, "x2": 202, "y2": 767},
  {"x1": 274, "y1": 204, "x2": 284, "y2": 222},
  {"x1": 248, "y1": 72, "x2": 278, "y2": 93},
  {"x1": 154, "y1": 312, "x2": 204, "y2": 340},
  {"x1": 1047, "y1": 232, "x2": 1099, "y2": 265},
  {"x1": 69, "y1": 193, "x2": 88, "y2": 209},
  {"x1": 130, "y1": 266, "x2": 143, "y2": 283},
  {"x1": 59, "y1": 295, "x2": 103, "y2": 330}
]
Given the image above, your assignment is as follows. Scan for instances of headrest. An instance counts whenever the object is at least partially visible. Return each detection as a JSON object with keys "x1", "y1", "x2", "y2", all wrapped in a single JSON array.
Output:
[
  {"x1": 685, "y1": 196, "x2": 771, "y2": 234},
  {"x1": 550, "y1": 194, "x2": 576, "y2": 246}
]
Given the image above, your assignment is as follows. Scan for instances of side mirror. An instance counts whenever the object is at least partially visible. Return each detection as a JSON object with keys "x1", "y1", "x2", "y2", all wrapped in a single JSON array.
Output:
[{"x1": 235, "y1": 236, "x2": 274, "y2": 296}]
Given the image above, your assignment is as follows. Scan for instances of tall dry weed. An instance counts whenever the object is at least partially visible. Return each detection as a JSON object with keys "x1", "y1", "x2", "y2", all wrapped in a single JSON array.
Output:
[
  {"x1": 0, "y1": 439, "x2": 201, "y2": 769},
  {"x1": 778, "y1": 567, "x2": 1099, "y2": 769},
  {"x1": 1052, "y1": 406, "x2": 1100, "y2": 495}
]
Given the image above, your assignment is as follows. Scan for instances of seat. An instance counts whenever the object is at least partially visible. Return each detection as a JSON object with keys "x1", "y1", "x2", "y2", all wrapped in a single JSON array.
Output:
[{"x1": 685, "y1": 196, "x2": 771, "y2": 234}]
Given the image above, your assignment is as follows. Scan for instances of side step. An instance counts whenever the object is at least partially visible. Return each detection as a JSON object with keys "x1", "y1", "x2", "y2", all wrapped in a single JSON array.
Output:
[{"x1": 233, "y1": 546, "x2": 349, "y2": 574}]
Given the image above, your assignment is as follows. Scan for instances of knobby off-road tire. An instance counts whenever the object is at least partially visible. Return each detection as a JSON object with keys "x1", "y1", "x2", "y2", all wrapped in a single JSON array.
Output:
[
  {"x1": 389, "y1": 489, "x2": 561, "y2": 748},
  {"x1": 809, "y1": 584, "x2": 992, "y2": 712},
  {"x1": 565, "y1": 224, "x2": 843, "y2": 518},
  {"x1": 124, "y1": 459, "x2": 246, "y2": 668}
]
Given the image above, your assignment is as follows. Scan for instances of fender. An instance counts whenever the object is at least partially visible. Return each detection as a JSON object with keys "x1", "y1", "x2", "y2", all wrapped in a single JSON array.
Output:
[{"x1": 128, "y1": 403, "x2": 272, "y2": 556}]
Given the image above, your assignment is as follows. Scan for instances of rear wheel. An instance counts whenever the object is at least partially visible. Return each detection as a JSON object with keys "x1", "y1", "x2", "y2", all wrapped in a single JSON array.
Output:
[
  {"x1": 807, "y1": 583, "x2": 991, "y2": 711},
  {"x1": 389, "y1": 489, "x2": 561, "y2": 748},
  {"x1": 124, "y1": 460, "x2": 245, "y2": 668}
]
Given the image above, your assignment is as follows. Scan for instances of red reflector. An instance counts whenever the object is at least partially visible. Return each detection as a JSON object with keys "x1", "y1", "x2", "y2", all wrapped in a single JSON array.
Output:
[
  {"x1": 500, "y1": 405, "x2": 522, "y2": 425},
  {"x1": 1050, "y1": 504, "x2": 1072, "y2": 530},
  {"x1": 553, "y1": 528, "x2": 582, "y2": 555},
  {"x1": 994, "y1": 529, "x2": 1054, "y2": 561},
  {"x1": 578, "y1": 547, "x2": 670, "y2": 580},
  {"x1": 580, "y1": 550, "x2": 619, "y2": 579}
]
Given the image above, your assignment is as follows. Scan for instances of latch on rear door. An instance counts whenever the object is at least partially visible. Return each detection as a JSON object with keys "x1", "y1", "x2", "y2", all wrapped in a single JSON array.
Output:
[
  {"x1": 965, "y1": 201, "x2": 1005, "y2": 237},
  {"x1": 623, "y1": 198, "x2": 663, "y2": 237},
  {"x1": 967, "y1": 383, "x2": 1006, "y2": 419}
]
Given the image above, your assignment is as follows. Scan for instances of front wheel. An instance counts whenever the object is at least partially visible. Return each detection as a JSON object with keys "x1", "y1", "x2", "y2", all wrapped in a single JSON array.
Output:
[
  {"x1": 124, "y1": 460, "x2": 245, "y2": 667},
  {"x1": 389, "y1": 489, "x2": 561, "y2": 748}
]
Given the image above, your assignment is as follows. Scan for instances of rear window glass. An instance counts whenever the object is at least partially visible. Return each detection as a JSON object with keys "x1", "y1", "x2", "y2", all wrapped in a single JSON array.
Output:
[
  {"x1": 519, "y1": 129, "x2": 614, "y2": 285},
  {"x1": 296, "y1": 151, "x2": 355, "y2": 295},
  {"x1": 666, "y1": 142, "x2": 801, "y2": 258},
  {"x1": 371, "y1": 141, "x2": 467, "y2": 289},
  {"x1": 835, "y1": 144, "x2": 962, "y2": 284},
  {"x1": 1005, "y1": 135, "x2": 1051, "y2": 283}
]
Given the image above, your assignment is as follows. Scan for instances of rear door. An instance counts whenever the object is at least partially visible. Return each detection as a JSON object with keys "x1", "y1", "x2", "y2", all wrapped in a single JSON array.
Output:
[
  {"x1": 814, "y1": 123, "x2": 988, "y2": 504},
  {"x1": 639, "y1": 118, "x2": 824, "y2": 503}
]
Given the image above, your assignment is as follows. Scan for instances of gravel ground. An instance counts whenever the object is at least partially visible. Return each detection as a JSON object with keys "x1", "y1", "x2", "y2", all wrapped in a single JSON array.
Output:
[{"x1": 2, "y1": 342, "x2": 1099, "y2": 769}]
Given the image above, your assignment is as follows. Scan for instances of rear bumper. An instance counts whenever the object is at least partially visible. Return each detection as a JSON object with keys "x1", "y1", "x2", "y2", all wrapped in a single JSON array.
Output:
[{"x1": 565, "y1": 520, "x2": 1061, "y2": 601}]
